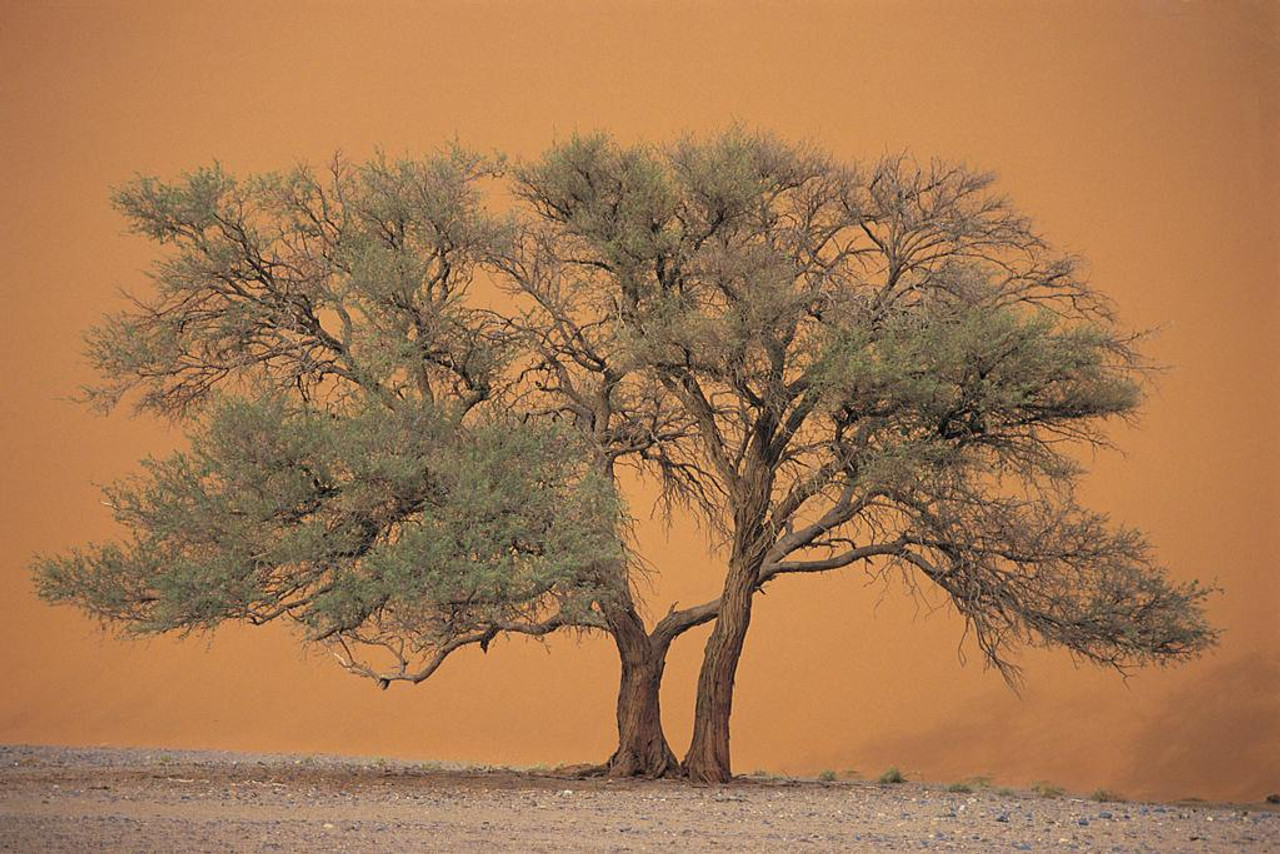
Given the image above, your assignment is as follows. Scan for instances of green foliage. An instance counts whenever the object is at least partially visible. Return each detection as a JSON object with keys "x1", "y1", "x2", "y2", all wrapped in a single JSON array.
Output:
[
  {"x1": 1090, "y1": 788, "x2": 1125, "y2": 802},
  {"x1": 878, "y1": 766, "x2": 906, "y2": 784},
  {"x1": 34, "y1": 394, "x2": 623, "y2": 664},
  {"x1": 86, "y1": 147, "x2": 509, "y2": 418},
  {"x1": 35, "y1": 131, "x2": 1218, "y2": 722},
  {"x1": 817, "y1": 769, "x2": 837, "y2": 782},
  {"x1": 34, "y1": 145, "x2": 642, "y2": 689},
  {"x1": 511, "y1": 129, "x2": 1216, "y2": 688},
  {"x1": 946, "y1": 782, "x2": 973, "y2": 793},
  {"x1": 812, "y1": 306, "x2": 1143, "y2": 467},
  {"x1": 514, "y1": 134, "x2": 681, "y2": 272}
]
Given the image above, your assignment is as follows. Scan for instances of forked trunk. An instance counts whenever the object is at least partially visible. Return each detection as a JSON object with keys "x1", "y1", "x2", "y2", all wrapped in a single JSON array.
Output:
[
  {"x1": 603, "y1": 604, "x2": 679, "y2": 778},
  {"x1": 608, "y1": 650, "x2": 678, "y2": 777}
]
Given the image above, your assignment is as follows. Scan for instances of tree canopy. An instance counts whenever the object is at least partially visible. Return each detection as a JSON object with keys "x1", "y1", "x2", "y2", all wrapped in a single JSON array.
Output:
[
  {"x1": 33, "y1": 131, "x2": 1217, "y2": 782},
  {"x1": 38, "y1": 396, "x2": 621, "y2": 676},
  {"x1": 505, "y1": 132, "x2": 1215, "y2": 779}
]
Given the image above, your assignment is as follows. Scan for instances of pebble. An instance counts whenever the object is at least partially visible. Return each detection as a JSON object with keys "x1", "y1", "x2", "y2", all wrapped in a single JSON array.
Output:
[{"x1": 6, "y1": 745, "x2": 1280, "y2": 852}]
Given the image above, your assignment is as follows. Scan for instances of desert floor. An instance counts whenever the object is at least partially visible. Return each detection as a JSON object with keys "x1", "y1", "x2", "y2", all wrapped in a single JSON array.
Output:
[{"x1": 0, "y1": 744, "x2": 1275, "y2": 852}]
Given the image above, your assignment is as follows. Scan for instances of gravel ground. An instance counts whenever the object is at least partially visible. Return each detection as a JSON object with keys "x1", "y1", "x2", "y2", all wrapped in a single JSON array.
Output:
[{"x1": 0, "y1": 744, "x2": 1276, "y2": 852}]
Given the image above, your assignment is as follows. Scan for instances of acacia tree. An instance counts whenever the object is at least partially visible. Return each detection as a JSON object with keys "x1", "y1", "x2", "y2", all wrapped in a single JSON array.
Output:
[
  {"x1": 508, "y1": 130, "x2": 1218, "y2": 782},
  {"x1": 35, "y1": 133, "x2": 1217, "y2": 785},
  {"x1": 31, "y1": 149, "x2": 686, "y2": 777}
]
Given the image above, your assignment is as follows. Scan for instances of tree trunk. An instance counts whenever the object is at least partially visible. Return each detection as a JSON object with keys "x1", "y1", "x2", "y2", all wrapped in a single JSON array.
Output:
[
  {"x1": 608, "y1": 648, "x2": 678, "y2": 777},
  {"x1": 682, "y1": 459, "x2": 773, "y2": 785},
  {"x1": 682, "y1": 554, "x2": 758, "y2": 784},
  {"x1": 603, "y1": 604, "x2": 679, "y2": 778}
]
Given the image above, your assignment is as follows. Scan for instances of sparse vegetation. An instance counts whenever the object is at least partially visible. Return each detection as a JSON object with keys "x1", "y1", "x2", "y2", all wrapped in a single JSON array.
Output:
[
  {"x1": 967, "y1": 775, "x2": 994, "y2": 789},
  {"x1": 747, "y1": 769, "x2": 786, "y2": 781},
  {"x1": 996, "y1": 787, "x2": 1017, "y2": 797},
  {"x1": 878, "y1": 766, "x2": 906, "y2": 785},
  {"x1": 842, "y1": 769, "x2": 861, "y2": 779},
  {"x1": 3, "y1": 744, "x2": 1270, "y2": 850},
  {"x1": 818, "y1": 769, "x2": 837, "y2": 782},
  {"x1": 946, "y1": 782, "x2": 973, "y2": 793},
  {"x1": 1091, "y1": 788, "x2": 1125, "y2": 802},
  {"x1": 1032, "y1": 781, "x2": 1066, "y2": 798}
]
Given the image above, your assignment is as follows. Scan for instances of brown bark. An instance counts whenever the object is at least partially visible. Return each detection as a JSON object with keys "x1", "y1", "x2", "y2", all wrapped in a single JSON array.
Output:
[
  {"x1": 682, "y1": 456, "x2": 775, "y2": 784},
  {"x1": 608, "y1": 650, "x2": 677, "y2": 777},
  {"x1": 680, "y1": 556, "x2": 757, "y2": 784},
  {"x1": 602, "y1": 604, "x2": 679, "y2": 778}
]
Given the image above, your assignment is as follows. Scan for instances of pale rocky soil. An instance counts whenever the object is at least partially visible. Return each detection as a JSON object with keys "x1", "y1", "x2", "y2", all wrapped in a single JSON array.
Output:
[{"x1": 0, "y1": 744, "x2": 1276, "y2": 852}]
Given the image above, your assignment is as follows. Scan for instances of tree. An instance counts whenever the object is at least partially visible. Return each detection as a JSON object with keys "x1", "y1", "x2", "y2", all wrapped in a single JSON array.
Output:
[
  {"x1": 31, "y1": 149, "x2": 686, "y2": 777},
  {"x1": 507, "y1": 130, "x2": 1218, "y2": 782},
  {"x1": 34, "y1": 132, "x2": 1217, "y2": 784}
]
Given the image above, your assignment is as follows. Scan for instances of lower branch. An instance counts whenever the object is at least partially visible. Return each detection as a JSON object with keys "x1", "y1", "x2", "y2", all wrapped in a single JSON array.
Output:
[{"x1": 327, "y1": 611, "x2": 604, "y2": 688}]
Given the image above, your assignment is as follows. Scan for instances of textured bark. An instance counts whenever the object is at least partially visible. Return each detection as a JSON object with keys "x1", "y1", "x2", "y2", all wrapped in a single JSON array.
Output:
[
  {"x1": 682, "y1": 467, "x2": 773, "y2": 785},
  {"x1": 603, "y1": 605, "x2": 679, "y2": 778},
  {"x1": 681, "y1": 557, "x2": 756, "y2": 784},
  {"x1": 608, "y1": 652, "x2": 678, "y2": 777}
]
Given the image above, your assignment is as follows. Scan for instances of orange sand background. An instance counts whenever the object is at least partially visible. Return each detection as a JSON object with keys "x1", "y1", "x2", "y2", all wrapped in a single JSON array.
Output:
[{"x1": 1, "y1": 0, "x2": 1276, "y2": 802}]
